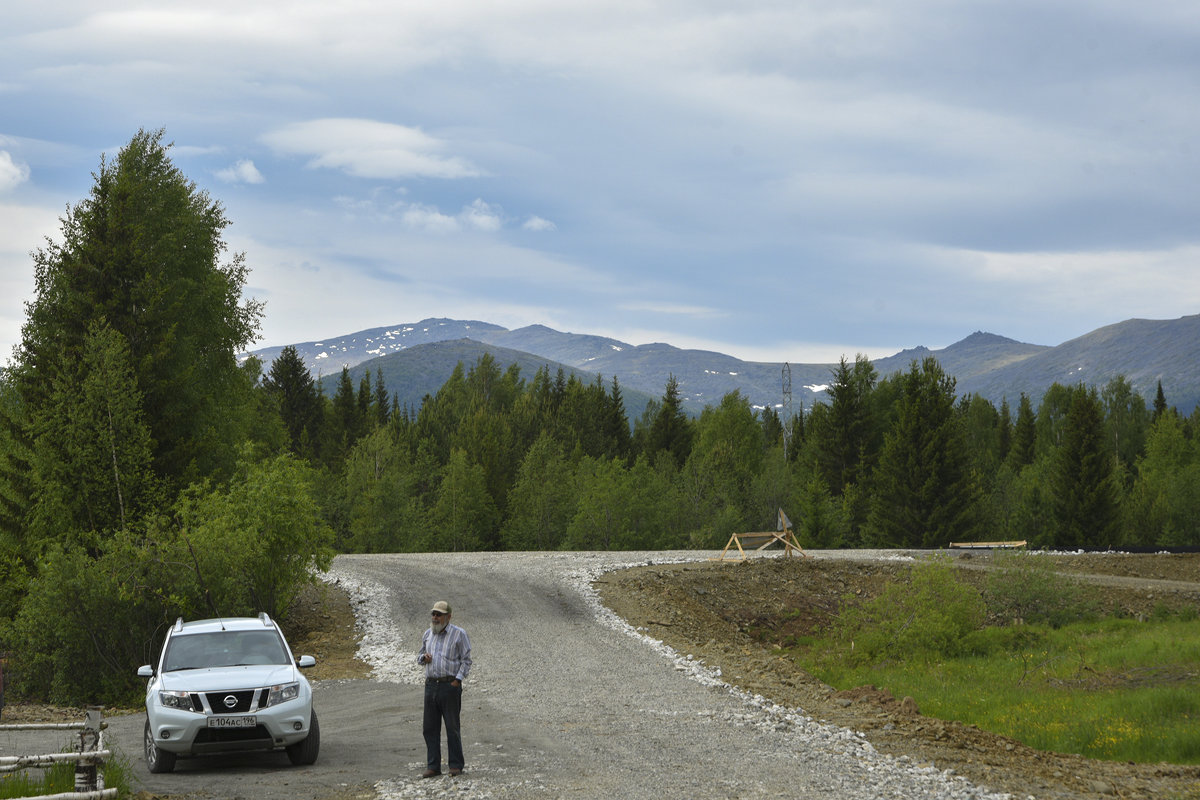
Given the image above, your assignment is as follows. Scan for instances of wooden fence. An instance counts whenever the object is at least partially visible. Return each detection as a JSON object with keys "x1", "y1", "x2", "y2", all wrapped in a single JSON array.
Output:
[{"x1": 0, "y1": 707, "x2": 116, "y2": 799}]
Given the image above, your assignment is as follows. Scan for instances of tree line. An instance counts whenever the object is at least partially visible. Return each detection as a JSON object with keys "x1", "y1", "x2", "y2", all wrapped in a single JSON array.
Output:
[
  {"x1": 276, "y1": 346, "x2": 1200, "y2": 556},
  {"x1": 1, "y1": 129, "x2": 1198, "y2": 706}
]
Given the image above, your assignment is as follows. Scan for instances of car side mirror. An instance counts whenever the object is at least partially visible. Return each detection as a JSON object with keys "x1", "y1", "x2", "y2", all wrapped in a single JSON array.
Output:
[
  {"x1": 137, "y1": 665, "x2": 154, "y2": 678},
  {"x1": 297, "y1": 655, "x2": 316, "y2": 669}
]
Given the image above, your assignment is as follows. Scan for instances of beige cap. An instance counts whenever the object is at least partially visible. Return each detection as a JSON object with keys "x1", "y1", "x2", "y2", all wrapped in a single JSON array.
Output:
[{"x1": 430, "y1": 601, "x2": 452, "y2": 614}]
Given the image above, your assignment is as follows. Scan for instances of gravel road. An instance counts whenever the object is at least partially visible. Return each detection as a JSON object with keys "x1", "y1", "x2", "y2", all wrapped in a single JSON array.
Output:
[{"x1": 104, "y1": 551, "x2": 1018, "y2": 799}]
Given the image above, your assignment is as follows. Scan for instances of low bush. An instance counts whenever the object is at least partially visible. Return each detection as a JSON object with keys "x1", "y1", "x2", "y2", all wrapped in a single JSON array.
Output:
[
  {"x1": 982, "y1": 551, "x2": 1094, "y2": 627},
  {"x1": 830, "y1": 556, "x2": 985, "y2": 665}
]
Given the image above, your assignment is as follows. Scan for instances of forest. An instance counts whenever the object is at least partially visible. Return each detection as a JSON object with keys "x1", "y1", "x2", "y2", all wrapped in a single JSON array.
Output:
[{"x1": 1, "y1": 129, "x2": 1199, "y2": 705}]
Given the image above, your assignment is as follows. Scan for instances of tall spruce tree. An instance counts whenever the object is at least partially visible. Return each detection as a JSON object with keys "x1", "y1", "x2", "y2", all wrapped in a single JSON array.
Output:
[
  {"x1": 1048, "y1": 386, "x2": 1120, "y2": 547},
  {"x1": 4, "y1": 129, "x2": 261, "y2": 531},
  {"x1": 263, "y1": 346, "x2": 323, "y2": 459},
  {"x1": 866, "y1": 358, "x2": 981, "y2": 548},
  {"x1": 1007, "y1": 393, "x2": 1037, "y2": 469},
  {"x1": 645, "y1": 375, "x2": 692, "y2": 467},
  {"x1": 817, "y1": 355, "x2": 877, "y2": 495}
]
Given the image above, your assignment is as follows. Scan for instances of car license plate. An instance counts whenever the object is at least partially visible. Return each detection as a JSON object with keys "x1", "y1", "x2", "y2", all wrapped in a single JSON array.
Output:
[{"x1": 208, "y1": 715, "x2": 256, "y2": 728}]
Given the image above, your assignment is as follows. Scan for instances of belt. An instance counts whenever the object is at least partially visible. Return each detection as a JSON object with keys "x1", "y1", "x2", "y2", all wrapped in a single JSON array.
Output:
[{"x1": 426, "y1": 676, "x2": 457, "y2": 683}]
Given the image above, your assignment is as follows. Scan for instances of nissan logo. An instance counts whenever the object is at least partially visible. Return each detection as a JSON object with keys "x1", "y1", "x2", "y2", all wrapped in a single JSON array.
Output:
[{"x1": 223, "y1": 695, "x2": 238, "y2": 709}]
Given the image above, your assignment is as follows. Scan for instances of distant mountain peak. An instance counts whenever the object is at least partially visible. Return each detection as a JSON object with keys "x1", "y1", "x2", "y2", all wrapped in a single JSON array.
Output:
[{"x1": 246, "y1": 314, "x2": 1200, "y2": 416}]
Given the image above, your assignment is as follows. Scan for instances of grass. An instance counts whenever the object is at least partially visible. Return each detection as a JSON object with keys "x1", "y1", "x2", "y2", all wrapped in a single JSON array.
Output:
[
  {"x1": 0, "y1": 748, "x2": 133, "y2": 799},
  {"x1": 791, "y1": 615, "x2": 1200, "y2": 764}
]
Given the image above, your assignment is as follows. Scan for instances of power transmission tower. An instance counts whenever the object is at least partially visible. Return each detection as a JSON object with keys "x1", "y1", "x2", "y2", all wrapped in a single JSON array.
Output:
[{"x1": 782, "y1": 362, "x2": 792, "y2": 460}]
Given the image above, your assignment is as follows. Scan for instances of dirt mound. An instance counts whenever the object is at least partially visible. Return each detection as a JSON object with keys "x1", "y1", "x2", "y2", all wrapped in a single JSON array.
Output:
[{"x1": 596, "y1": 553, "x2": 1200, "y2": 800}]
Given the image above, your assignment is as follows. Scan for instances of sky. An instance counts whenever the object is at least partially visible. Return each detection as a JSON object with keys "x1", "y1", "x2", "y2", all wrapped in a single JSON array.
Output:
[{"x1": 2, "y1": 1, "x2": 1199, "y2": 366}]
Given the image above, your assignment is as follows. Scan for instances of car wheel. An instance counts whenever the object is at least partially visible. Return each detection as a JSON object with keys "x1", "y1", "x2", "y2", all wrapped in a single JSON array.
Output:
[
  {"x1": 286, "y1": 710, "x2": 320, "y2": 766},
  {"x1": 144, "y1": 720, "x2": 177, "y2": 774}
]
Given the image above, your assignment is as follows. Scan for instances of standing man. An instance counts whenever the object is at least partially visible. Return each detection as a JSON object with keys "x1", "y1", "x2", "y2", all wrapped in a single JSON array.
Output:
[{"x1": 417, "y1": 600, "x2": 472, "y2": 778}]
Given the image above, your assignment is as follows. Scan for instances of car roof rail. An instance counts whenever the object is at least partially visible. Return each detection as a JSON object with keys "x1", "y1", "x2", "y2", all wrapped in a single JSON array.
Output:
[
  {"x1": 258, "y1": 611, "x2": 271, "y2": 626},
  {"x1": 173, "y1": 617, "x2": 183, "y2": 633}
]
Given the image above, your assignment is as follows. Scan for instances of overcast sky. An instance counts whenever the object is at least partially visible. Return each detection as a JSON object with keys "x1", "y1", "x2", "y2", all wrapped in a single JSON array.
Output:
[{"x1": 3, "y1": 1, "x2": 1198, "y2": 365}]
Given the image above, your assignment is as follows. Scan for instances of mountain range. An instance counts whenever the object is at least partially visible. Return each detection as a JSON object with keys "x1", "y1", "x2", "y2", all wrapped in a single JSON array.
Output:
[{"x1": 244, "y1": 315, "x2": 1200, "y2": 416}]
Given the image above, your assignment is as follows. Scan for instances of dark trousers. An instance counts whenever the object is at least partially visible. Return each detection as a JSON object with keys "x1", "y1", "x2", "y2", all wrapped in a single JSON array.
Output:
[{"x1": 423, "y1": 680, "x2": 464, "y2": 771}]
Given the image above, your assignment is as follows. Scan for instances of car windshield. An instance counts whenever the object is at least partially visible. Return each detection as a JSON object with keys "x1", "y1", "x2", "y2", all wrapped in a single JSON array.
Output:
[{"x1": 163, "y1": 630, "x2": 290, "y2": 671}]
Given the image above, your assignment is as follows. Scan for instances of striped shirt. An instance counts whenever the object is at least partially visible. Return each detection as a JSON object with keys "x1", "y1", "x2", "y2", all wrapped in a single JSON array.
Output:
[{"x1": 418, "y1": 622, "x2": 472, "y2": 682}]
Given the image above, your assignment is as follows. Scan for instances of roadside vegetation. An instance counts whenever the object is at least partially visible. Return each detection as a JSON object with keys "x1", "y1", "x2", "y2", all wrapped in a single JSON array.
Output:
[
  {"x1": 0, "y1": 126, "x2": 1197, "y2": 720},
  {"x1": 0, "y1": 751, "x2": 133, "y2": 798},
  {"x1": 785, "y1": 556, "x2": 1200, "y2": 764}
]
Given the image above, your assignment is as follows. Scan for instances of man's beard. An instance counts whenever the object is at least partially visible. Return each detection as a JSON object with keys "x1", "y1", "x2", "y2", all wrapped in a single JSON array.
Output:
[{"x1": 431, "y1": 620, "x2": 447, "y2": 634}]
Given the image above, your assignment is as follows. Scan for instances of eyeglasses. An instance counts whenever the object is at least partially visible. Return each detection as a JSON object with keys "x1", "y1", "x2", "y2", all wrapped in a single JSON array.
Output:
[{"x1": 431, "y1": 611, "x2": 446, "y2": 617}]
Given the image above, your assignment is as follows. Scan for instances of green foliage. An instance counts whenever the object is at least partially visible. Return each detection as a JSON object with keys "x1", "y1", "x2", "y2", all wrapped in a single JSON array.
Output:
[
  {"x1": 427, "y1": 449, "x2": 497, "y2": 552},
  {"x1": 865, "y1": 358, "x2": 982, "y2": 548},
  {"x1": 1125, "y1": 412, "x2": 1200, "y2": 546},
  {"x1": 983, "y1": 551, "x2": 1092, "y2": 627},
  {"x1": 1048, "y1": 385, "x2": 1120, "y2": 547},
  {"x1": 341, "y1": 427, "x2": 424, "y2": 553},
  {"x1": 5, "y1": 529, "x2": 195, "y2": 704},
  {"x1": 11, "y1": 128, "x2": 262, "y2": 493},
  {"x1": 501, "y1": 432, "x2": 576, "y2": 550},
  {"x1": 177, "y1": 451, "x2": 334, "y2": 619},
  {"x1": 27, "y1": 321, "x2": 158, "y2": 544},
  {"x1": 809, "y1": 355, "x2": 878, "y2": 495},
  {"x1": 644, "y1": 375, "x2": 693, "y2": 467},
  {"x1": 794, "y1": 473, "x2": 846, "y2": 548},
  {"x1": 831, "y1": 557, "x2": 986, "y2": 665},
  {"x1": 801, "y1": 617, "x2": 1200, "y2": 765},
  {"x1": 263, "y1": 345, "x2": 324, "y2": 459}
]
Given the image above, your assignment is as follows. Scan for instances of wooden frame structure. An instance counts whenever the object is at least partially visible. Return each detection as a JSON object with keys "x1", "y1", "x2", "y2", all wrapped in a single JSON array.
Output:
[
  {"x1": 948, "y1": 540, "x2": 1027, "y2": 549},
  {"x1": 713, "y1": 508, "x2": 807, "y2": 561}
]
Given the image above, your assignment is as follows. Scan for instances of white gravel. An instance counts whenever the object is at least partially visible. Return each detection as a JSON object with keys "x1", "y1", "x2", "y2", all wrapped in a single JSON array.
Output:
[{"x1": 323, "y1": 551, "x2": 1026, "y2": 800}]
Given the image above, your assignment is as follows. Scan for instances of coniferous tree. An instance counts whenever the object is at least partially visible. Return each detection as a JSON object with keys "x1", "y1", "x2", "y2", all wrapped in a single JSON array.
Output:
[
  {"x1": 997, "y1": 397, "x2": 1013, "y2": 462},
  {"x1": 1048, "y1": 386, "x2": 1120, "y2": 548},
  {"x1": 1153, "y1": 380, "x2": 1168, "y2": 421},
  {"x1": 603, "y1": 376, "x2": 631, "y2": 460},
  {"x1": 356, "y1": 370, "x2": 373, "y2": 431},
  {"x1": 263, "y1": 346, "x2": 323, "y2": 459},
  {"x1": 6, "y1": 128, "x2": 262, "y2": 500},
  {"x1": 330, "y1": 368, "x2": 359, "y2": 461},
  {"x1": 1007, "y1": 393, "x2": 1037, "y2": 469},
  {"x1": 372, "y1": 370, "x2": 390, "y2": 428},
  {"x1": 29, "y1": 321, "x2": 156, "y2": 543},
  {"x1": 815, "y1": 355, "x2": 877, "y2": 495},
  {"x1": 645, "y1": 375, "x2": 692, "y2": 467},
  {"x1": 866, "y1": 358, "x2": 981, "y2": 548}
]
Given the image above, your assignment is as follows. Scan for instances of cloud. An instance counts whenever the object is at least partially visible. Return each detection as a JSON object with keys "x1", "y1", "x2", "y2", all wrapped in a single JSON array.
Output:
[
  {"x1": 263, "y1": 118, "x2": 481, "y2": 180},
  {"x1": 401, "y1": 204, "x2": 459, "y2": 235},
  {"x1": 0, "y1": 152, "x2": 30, "y2": 192},
  {"x1": 619, "y1": 301, "x2": 722, "y2": 317},
  {"x1": 522, "y1": 215, "x2": 556, "y2": 232},
  {"x1": 396, "y1": 199, "x2": 509, "y2": 234},
  {"x1": 461, "y1": 199, "x2": 502, "y2": 232},
  {"x1": 215, "y1": 159, "x2": 265, "y2": 184}
]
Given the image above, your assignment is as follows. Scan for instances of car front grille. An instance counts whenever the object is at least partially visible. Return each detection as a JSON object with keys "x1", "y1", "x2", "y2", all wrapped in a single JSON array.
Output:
[{"x1": 202, "y1": 689, "x2": 258, "y2": 714}]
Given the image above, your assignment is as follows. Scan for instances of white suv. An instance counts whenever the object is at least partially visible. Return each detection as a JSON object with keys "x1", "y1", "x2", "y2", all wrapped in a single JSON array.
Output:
[{"x1": 137, "y1": 613, "x2": 319, "y2": 773}]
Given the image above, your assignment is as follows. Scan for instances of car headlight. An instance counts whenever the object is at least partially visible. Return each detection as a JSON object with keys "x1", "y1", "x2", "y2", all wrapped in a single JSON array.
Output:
[
  {"x1": 264, "y1": 682, "x2": 300, "y2": 708},
  {"x1": 159, "y1": 690, "x2": 194, "y2": 711}
]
